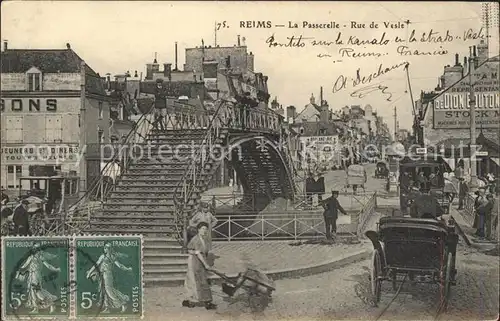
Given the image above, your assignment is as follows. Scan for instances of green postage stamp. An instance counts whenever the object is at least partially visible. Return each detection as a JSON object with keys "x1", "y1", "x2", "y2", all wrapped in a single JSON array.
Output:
[
  {"x1": 1, "y1": 235, "x2": 143, "y2": 319},
  {"x1": 2, "y1": 236, "x2": 71, "y2": 319},
  {"x1": 74, "y1": 235, "x2": 144, "y2": 318}
]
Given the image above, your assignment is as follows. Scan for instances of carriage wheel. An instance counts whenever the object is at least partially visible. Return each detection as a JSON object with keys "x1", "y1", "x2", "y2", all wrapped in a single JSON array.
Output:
[
  {"x1": 442, "y1": 253, "x2": 453, "y2": 308},
  {"x1": 370, "y1": 250, "x2": 382, "y2": 307}
]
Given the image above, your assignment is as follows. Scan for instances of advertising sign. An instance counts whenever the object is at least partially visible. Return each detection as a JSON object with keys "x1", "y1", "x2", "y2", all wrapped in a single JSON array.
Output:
[
  {"x1": 433, "y1": 61, "x2": 499, "y2": 129},
  {"x1": 1, "y1": 144, "x2": 81, "y2": 164}
]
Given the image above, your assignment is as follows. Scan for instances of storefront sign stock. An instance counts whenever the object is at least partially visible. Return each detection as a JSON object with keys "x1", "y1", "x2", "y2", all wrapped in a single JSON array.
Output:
[{"x1": 433, "y1": 93, "x2": 500, "y2": 129}]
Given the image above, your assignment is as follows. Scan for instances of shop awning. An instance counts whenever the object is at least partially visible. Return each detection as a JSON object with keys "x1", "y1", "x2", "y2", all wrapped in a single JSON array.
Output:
[{"x1": 435, "y1": 132, "x2": 499, "y2": 158}]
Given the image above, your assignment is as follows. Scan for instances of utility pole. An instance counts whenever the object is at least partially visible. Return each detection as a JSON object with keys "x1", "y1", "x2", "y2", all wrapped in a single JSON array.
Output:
[
  {"x1": 468, "y1": 46, "x2": 478, "y2": 189},
  {"x1": 214, "y1": 21, "x2": 217, "y2": 46},
  {"x1": 393, "y1": 106, "x2": 397, "y2": 142}
]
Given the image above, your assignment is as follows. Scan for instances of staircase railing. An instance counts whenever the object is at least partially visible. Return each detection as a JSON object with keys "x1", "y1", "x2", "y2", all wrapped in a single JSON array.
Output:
[
  {"x1": 172, "y1": 99, "x2": 236, "y2": 251},
  {"x1": 54, "y1": 101, "x2": 156, "y2": 234}
]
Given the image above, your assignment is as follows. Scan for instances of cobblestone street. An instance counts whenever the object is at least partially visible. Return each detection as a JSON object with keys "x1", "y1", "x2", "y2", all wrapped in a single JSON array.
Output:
[{"x1": 143, "y1": 243, "x2": 498, "y2": 321}]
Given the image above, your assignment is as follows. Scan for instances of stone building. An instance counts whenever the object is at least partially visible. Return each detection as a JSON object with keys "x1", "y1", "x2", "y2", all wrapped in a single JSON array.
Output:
[
  {"x1": 420, "y1": 45, "x2": 499, "y2": 173},
  {"x1": 0, "y1": 42, "x2": 111, "y2": 194}
]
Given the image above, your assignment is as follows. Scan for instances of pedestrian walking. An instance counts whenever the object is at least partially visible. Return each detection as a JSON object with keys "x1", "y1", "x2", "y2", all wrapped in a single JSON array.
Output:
[
  {"x1": 476, "y1": 194, "x2": 494, "y2": 239},
  {"x1": 454, "y1": 159, "x2": 465, "y2": 180},
  {"x1": 13, "y1": 199, "x2": 31, "y2": 236},
  {"x1": 153, "y1": 79, "x2": 167, "y2": 131},
  {"x1": 321, "y1": 190, "x2": 347, "y2": 240},
  {"x1": 458, "y1": 178, "x2": 468, "y2": 210},
  {"x1": 473, "y1": 188, "x2": 487, "y2": 232},
  {"x1": 182, "y1": 222, "x2": 217, "y2": 310},
  {"x1": 189, "y1": 202, "x2": 218, "y2": 250}
]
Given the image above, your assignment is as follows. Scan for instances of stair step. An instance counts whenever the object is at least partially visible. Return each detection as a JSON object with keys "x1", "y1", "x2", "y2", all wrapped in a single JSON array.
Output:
[
  {"x1": 102, "y1": 209, "x2": 179, "y2": 215},
  {"x1": 144, "y1": 270, "x2": 187, "y2": 279},
  {"x1": 144, "y1": 253, "x2": 188, "y2": 261},
  {"x1": 109, "y1": 191, "x2": 199, "y2": 198},
  {"x1": 115, "y1": 183, "x2": 199, "y2": 189},
  {"x1": 143, "y1": 237, "x2": 181, "y2": 245},
  {"x1": 88, "y1": 226, "x2": 177, "y2": 234},
  {"x1": 92, "y1": 215, "x2": 176, "y2": 221},
  {"x1": 120, "y1": 177, "x2": 211, "y2": 183},
  {"x1": 143, "y1": 245, "x2": 183, "y2": 254},
  {"x1": 144, "y1": 276, "x2": 185, "y2": 287},
  {"x1": 92, "y1": 220, "x2": 176, "y2": 227}
]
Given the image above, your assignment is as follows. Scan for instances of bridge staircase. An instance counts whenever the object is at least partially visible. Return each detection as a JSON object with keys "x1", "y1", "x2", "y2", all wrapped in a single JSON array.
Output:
[{"x1": 86, "y1": 100, "x2": 229, "y2": 285}]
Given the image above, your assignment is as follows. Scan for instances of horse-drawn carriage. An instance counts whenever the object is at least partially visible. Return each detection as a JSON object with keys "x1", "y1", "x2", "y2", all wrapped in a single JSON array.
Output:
[
  {"x1": 366, "y1": 215, "x2": 459, "y2": 308},
  {"x1": 399, "y1": 154, "x2": 452, "y2": 215},
  {"x1": 1, "y1": 175, "x2": 81, "y2": 236}
]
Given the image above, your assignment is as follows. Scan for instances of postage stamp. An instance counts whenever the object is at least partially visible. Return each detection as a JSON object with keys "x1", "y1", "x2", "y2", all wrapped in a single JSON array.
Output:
[
  {"x1": 74, "y1": 235, "x2": 143, "y2": 318},
  {"x1": 1, "y1": 236, "x2": 71, "y2": 320}
]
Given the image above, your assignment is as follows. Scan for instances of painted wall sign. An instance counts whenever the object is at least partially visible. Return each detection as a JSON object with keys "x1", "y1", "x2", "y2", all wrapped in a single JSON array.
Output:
[
  {"x1": 1, "y1": 98, "x2": 57, "y2": 112},
  {"x1": 1, "y1": 144, "x2": 80, "y2": 164},
  {"x1": 433, "y1": 60, "x2": 500, "y2": 129}
]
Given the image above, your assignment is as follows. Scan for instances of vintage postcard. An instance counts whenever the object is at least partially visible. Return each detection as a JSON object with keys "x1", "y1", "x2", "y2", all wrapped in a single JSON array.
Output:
[{"x1": 1, "y1": 1, "x2": 499, "y2": 320}]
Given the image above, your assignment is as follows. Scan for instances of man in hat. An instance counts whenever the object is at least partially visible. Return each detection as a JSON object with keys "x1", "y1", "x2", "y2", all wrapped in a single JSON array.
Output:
[
  {"x1": 321, "y1": 190, "x2": 347, "y2": 240},
  {"x1": 457, "y1": 177, "x2": 469, "y2": 210},
  {"x1": 13, "y1": 199, "x2": 31, "y2": 236},
  {"x1": 153, "y1": 79, "x2": 167, "y2": 131}
]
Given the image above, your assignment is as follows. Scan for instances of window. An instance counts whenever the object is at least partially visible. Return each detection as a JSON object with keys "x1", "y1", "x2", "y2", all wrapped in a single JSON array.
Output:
[
  {"x1": 98, "y1": 101, "x2": 104, "y2": 119},
  {"x1": 5, "y1": 116, "x2": 23, "y2": 143},
  {"x1": 45, "y1": 115, "x2": 63, "y2": 142},
  {"x1": 27, "y1": 73, "x2": 41, "y2": 91},
  {"x1": 98, "y1": 129, "x2": 104, "y2": 144},
  {"x1": 7, "y1": 165, "x2": 22, "y2": 188}
]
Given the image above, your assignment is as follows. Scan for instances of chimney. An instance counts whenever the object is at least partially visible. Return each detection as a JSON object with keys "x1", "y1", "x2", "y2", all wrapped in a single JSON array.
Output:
[
  {"x1": 106, "y1": 73, "x2": 111, "y2": 90},
  {"x1": 454, "y1": 53, "x2": 459, "y2": 66},
  {"x1": 464, "y1": 57, "x2": 467, "y2": 71},
  {"x1": 66, "y1": 43, "x2": 71, "y2": 50},
  {"x1": 287, "y1": 106, "x2": 296, "y2": 121},
  {"x1": 473, "y1": 45, "x2": 477, "y2": 57},
  {"x1": 134, "y1": 70, "x2": 138, "y2": 78},
  {"x1": 163, "y1": 63, "x2": 172, "y2": 79},
  {"x1": 174, "y1": 42, "x2": 178, "y2": 71},
  {"x1": 3, "y1": 40, "x2": 7, "y2": 51},
  {"x1": 237, "y1": 35, "x2": 241, "y2": 46},
  {"x1": 320, "y1": 86, "x2": 323, "y2": 106}
]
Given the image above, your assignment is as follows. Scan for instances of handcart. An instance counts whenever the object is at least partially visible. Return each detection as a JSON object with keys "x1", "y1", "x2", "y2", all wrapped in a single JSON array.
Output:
[
  {"x1": 211, "y1": 268, "x2": 276, "y2": 298},
  {"x1": 211, "y1": 267, "x2": 276, "y2": 311}
]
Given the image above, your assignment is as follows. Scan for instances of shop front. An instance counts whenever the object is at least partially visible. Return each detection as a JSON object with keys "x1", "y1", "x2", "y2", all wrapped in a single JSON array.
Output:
[{"x1": 1, "y1": 143, "x2": 82, "y2": 194}]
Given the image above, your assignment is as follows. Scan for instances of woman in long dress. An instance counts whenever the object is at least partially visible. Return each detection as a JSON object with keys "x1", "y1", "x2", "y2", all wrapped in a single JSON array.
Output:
[
  {"x1": 189, "y1": 202, "x2": 218, "y2": 250},
  {"x1": 15, "y1": 243, "x2": 60, "y2": 314},
  {"x1": 182, "y1": 222, "x2": 217, "y2": 310},
  {"x1": 86, "y1": 243, "x2": 132, "y2": 313}
]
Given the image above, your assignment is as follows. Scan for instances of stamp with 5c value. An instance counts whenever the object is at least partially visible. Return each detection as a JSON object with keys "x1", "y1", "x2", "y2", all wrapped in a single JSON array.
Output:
[
  {"x1": 1, "y1": 236, "x2": 71, "y2": 320},
  {"x1": 74, "y1": 235, "x2": 143, "y2": 318}
]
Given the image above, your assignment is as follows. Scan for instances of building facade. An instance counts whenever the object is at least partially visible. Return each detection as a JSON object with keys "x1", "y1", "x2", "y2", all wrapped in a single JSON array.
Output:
[{"x1": 0, "y1": 43, "x2": 111, "y2": 194}]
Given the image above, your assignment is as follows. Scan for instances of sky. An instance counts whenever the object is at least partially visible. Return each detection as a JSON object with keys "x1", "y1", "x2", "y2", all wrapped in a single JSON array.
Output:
[{"x1": 1, "y1": 1, "x2": 491, "y2": 131}]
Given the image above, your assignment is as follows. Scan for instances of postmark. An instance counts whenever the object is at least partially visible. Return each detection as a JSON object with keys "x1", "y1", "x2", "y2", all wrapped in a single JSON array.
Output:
[
  {"x1": 1, "y1": 236, "x2": 71, "y2": 320},
  {"x1": 74, "y1": 235, "x2": 143, "y2": 319}
]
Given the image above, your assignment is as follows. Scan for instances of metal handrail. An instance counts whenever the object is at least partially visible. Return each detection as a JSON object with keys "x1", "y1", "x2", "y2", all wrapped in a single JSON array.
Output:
[
  {"x1": 61, "y1": 100, "x2": 156, "y2": 232},
  {"x1": 172, "y1": 99, "x2": 232, "y2": 250}
]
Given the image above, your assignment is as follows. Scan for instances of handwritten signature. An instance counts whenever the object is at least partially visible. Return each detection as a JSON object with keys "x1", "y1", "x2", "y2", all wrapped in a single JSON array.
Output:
[{"x1": 332, "y1": 62, "x2": 407, "y2": 101}]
